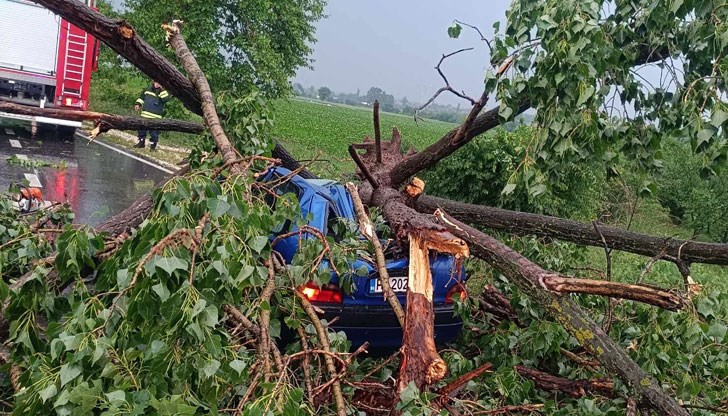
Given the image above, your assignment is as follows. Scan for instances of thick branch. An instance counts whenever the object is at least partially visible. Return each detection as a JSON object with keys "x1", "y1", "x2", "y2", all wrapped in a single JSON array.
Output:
[
  {"x1": 390, "y1": 102, "x2": 529, "y2": 187},
  {"x1": 0, "y1": 102, "x2": 203, "y2": 136},
  {"x1": 434, "y1": 210, "x2": 689, "y2": 416},
  {"x1": 417, "y1": 195, "x2": 728, "y2": 266},
  {"x1": 515, "y1": 365, "x2": 614, "y2": 398},
  {"x1": 163, "y1": 23, "x2": 239, "y2": 171},
  {"x1": 541, "y1": 275, "x2": 683, "y2": 311},
  {"x1": 345, "y1": 183, "x2": 404, "y2": 326},
  {"x1": 32, "y1": 0, "x2": 202, "y2": 113}
]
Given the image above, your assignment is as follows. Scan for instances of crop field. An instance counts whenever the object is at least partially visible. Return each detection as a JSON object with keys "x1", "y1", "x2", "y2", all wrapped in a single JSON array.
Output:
[{"x1": 271, "y1": 98, "x2": 457, "y2": 178}]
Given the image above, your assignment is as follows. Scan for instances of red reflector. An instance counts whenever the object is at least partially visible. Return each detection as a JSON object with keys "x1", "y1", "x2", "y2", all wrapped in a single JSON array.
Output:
[
  {"x1": 445, "y1": 283, "x2": 467, "y2": 304},
  {"x1": 299, "y1": 282, "x2": 342, "y2": 304}
]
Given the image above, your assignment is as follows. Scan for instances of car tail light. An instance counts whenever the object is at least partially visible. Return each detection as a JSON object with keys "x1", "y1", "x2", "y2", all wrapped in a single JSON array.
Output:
[
  {"x1": 300, "y1": 282, "x2": 343, "y2": 304},
  {"x1": 445, "y1": 283, "x2": 467, "y2": 304}
]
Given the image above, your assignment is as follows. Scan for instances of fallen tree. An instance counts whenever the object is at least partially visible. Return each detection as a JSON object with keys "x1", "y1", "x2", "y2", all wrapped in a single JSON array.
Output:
[{"x1": 3, "y1": 0, "x2": 727, "y2": 415}]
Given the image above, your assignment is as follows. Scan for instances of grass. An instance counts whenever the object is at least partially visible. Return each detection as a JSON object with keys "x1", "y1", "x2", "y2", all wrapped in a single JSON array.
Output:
[{"x1": 271, "y1": 98, "x2": 457, "y2": 179}]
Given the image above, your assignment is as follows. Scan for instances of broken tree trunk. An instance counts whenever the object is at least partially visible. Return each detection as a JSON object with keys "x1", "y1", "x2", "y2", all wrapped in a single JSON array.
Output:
[
  {"x1": 397, "y1": 234, "x2": 447, "y2": 392},
  {"x1": 417, "y1": 194, "x2": 728, "y2": 266},
  {"x1": 0, "y1": 101, "x2": 204, "y2": 138},
  {"x1": 433, "y1": 210, "x2": 689, "y2": 416}
]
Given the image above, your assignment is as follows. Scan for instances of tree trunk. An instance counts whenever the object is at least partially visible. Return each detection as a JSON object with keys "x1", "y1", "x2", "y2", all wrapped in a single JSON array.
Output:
[
  {"x1": 0, "y1": 102, "x2": 203, "y2": 136},
  {"x1": 433, "y1": 210, "x2": 689, "y2": 416},
  {"x1": 397, "y1": 234, "x2": 447, "y2": 392},
  {"x1": 418, "y1": 194, "x2": 728, "y2": 266}
]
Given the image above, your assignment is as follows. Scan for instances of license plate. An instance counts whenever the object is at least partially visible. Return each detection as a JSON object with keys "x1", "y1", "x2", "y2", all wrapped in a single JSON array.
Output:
[{"x1": 370, "y1": 277, "x2": 408, "y2": 293}]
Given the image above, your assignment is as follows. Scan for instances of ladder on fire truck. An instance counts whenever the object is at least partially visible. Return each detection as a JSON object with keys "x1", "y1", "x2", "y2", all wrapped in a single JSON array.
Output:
[{"x1": 59, "y1": 26, "x2": 88, "y2": 100}]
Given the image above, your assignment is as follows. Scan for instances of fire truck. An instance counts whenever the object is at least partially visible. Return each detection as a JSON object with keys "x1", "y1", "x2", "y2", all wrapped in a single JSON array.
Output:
[{"x1": 0, "y1": 0, "x2": 99, "y2": 132}]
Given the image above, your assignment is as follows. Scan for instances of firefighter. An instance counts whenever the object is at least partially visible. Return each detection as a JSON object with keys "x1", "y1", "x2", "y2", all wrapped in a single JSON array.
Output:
[{"x1": 133, "y1": 80, "x2": 171, "y2": 150}]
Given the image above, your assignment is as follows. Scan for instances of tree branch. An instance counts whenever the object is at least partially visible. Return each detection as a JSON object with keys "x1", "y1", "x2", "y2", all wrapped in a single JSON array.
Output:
[
  {"x1": 433, "y1": 210, "x2": 689, "y2": 416},
  {"x1": 417, "y1": 195, "x2": 728, "y2": 266}
]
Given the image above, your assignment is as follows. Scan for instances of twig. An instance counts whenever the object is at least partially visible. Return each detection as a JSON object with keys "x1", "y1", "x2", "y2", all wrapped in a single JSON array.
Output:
[
  {"x1": 345, "y1": 182, "x2": 405, "y2": 327},
  {"x1": 271, "y1": 225, "x2": 340, "y2": 277},
  {"x1": 453, "y1": 19, "x2": 493, "y2": 52},
  {"x1": 559, "y1": 348, "x2": 600, "y2": 370},
  {"x1": 438, "y1": 362, "x2": 493, "y2": 398},
  {"x1": 592, "y1": 222, "x2": 614, "y2": 333},
  {"x1": 626, "y1": 397, "x2": 638, "y2": 416},
  {"x1": 313, "y1": 342, "x2": 369, "y2": 397},
  {"x1": 296, "y1": 327, "x2": 315, "y2": 404},
  {"x1": 259, "y1": 257, "x2": 277, "y2": 382},
  {"x1": 415, "y1": 48, "x2": 476, "y2": 117},
  {"x1": 348, "y1": 145, "x2": 380, "y2": 189},
  {"x1": 373, "y1": 100, "x2": 382, "y2": 163},
  {"x1": 295, "y1": 291, "x2": 346, "y2": 416}
]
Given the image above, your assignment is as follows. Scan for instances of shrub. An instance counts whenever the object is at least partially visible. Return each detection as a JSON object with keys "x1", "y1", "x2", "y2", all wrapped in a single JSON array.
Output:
[{"x1": 422, "y1": 126, "x2": 606, "y2": 221}]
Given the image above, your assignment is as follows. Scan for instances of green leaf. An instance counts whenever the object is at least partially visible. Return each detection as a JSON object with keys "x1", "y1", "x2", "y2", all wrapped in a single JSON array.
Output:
[
  {"x1": 230, "y1": 359, "x2": 246, "y2": 375},
  {"x1": 105, "y1": 390, "x2": 127, "y2": 404},
  {"x1": 60, "y1": 363, "x2": 82, "y2": 387},
  {"x1": 577, "y1": 85, "x2": 595, "y2": 106},
  {"x1": 116, "y1": 268, "x2": 131, "y2": 290},
  {"x1": 499, "y1": 104, "x2": 513, "y2": 120},
  {"x1": 696, "y1": 128, "x2": 715, "y2": 148},
  {"x1": 39, "y1": 384, "x2": 58, "y2": 403},
  {"x1": 154, "y1": 256, "x2": 188, "y2": 276},
  {"x1": 201, "y1": 359, "x2": 220, "y2": 379},
  {"x1": 670, "y1": 0, "x2": 684, "y2": 13},
  {"x1": 501, "y1": 183, "x2": 517, "y2": 195},
  {"x1": 710, "y1": 110, "x2": 728, "y2": 128},
  {"x1": 249, "y1": 236, "x2": 269, "y2": 254},
  {"x1": 447, "y1": 22, "x2": 462, "y2": 39},
  {"x1": 707, "y1": 322, "x2": 727, "y2": 341},
  {"x1": 208, "y1": 197, "x2": 231, "y2": 218},
  {"x1": 152, "y1": 283, "x2": 170, "y2": 302}
]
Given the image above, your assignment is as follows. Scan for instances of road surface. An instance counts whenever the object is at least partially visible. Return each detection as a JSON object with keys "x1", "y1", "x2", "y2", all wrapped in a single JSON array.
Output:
[{"x1": 0, "y1": 121, "x2": 171, "y2": 226}]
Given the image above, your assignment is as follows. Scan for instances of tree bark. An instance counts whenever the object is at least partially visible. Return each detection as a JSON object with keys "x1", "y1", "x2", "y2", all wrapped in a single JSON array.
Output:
[
  {"x1": 433, "y1": 210, "x2": 689, "y2": 416},
  {"x1": 514, "y1": 365, "x2": 614, "y2": 398},
  {"x1": 418, "y1": 194, "x2": 728, "y2": 266},
  {"x1": 0, "y1": 102, "x2": 203, "y2": 136}
]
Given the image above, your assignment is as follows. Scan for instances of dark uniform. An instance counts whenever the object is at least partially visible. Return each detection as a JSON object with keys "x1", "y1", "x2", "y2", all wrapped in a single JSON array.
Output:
[{"x1": 134, "y1": 83, "x2": 171, "y2": 149}]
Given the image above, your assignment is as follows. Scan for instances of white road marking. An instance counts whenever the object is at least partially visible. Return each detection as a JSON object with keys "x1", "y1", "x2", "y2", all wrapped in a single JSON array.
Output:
[
  {"x1": 9, "y1": 139, "x2": 21, "y2": 148},
  {"x1": 75, "y1": 132, "x2": 175, "y2": 174},
  {"x1": 15, "y1": 154, "x2": 28, "y2": 160},
  {"x1": 24, "y1": 173, "x2": 42, "y2": 188},
  {"x1": 5, "y1": 128, "x2": 15, "y2": 135}
]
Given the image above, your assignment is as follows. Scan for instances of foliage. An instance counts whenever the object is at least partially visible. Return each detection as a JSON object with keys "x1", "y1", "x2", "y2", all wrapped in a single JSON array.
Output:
[
  {"x1": 450, "y1": 0, "x2": 728, "y2": 194},
  {"x1": 317, "y1": 87, "x2": 332, "y2": 102},
  {"x1": 121, "y1": 0, "x2": 326, "y2": 98},
  {"x1": 656, "y1": 140, "x2": 728, "y2": 242},
  {"x1": 423, "y1": 126, "x2": 606, "y2": 221}
]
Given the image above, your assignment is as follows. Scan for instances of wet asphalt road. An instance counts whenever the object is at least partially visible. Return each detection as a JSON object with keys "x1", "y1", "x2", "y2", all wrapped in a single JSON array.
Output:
[{"x1": 0, "y1": 121, "x2": 170, "y2": 226}]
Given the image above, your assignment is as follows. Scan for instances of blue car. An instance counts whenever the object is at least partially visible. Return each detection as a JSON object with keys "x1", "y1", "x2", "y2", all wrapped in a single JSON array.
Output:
[{"x1": 260, "y1": 167, "x2": 467, "y2": 348}]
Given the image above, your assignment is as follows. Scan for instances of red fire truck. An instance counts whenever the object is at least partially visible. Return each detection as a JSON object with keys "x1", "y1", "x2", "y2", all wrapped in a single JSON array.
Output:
[{"x1": 0, "y1": 0, "x2": 99, "y2": 132}]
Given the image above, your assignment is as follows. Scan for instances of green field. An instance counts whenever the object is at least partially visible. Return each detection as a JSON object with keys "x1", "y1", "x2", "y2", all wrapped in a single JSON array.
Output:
[{"x1": 271, "y1": 98, "x2": 457, "y2": 178}]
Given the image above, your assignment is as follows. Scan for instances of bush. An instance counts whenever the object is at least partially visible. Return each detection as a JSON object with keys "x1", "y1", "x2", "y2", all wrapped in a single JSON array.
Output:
[
  {"x1": 422, "y1": 126, "x2": 606, "y2": 221},
  {"x1": 656, "y1": 140, "x2": 728, "y2": 242}
]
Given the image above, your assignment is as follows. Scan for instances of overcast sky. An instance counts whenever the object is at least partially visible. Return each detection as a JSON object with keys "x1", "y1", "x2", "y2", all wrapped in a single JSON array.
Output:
[{"x1": 294, "y1": 1, "x2": 510, "y2": 105}]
